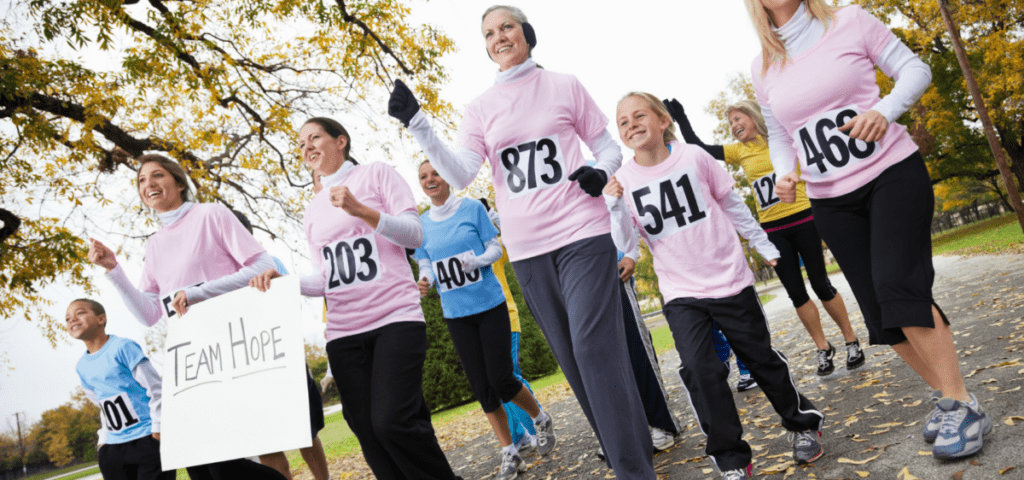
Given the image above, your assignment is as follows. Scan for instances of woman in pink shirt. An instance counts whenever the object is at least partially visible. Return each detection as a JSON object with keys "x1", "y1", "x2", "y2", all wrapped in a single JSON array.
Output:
[
  {"x1": 386, "y1": 5, "x2": 655, "y2": 478},
  {"x1": 745, "y1": 0, "x2": 990, "y2": 460},
  {"x1": 87, "y1": 154, "x2": 285, "y2": 480},
  {"x1": 250, "y1": 118, "x2": 459, "y2": 480}
]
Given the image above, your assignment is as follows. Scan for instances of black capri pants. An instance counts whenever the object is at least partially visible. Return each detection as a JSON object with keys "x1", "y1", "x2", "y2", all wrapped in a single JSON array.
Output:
[
  {"x1": 810, "y1": 152, "x2": 947, "y2": 346},
  {"x1": 445, "y1": 301, "x2": 523, "y2": 413},
  {"x1": 762, "y1": 209, "x2": 837, "y2": 308}
]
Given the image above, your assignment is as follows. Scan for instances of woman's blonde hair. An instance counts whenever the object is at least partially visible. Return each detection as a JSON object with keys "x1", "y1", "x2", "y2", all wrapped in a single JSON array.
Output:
[
  {"x1": 618, "y1": 92, "x2": 678, "y2": 145},
  {"x1": 725, "y1": 99, "x2": 769, "y2": 140},
  {"x1": 744, "y1": 0, "x2": 836, "y2": 75}
]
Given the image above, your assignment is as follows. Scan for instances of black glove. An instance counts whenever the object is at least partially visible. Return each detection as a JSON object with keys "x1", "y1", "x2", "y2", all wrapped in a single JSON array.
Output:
[
  {"x1": 388, "y1": 79, "x2": 420, "y2": 127},
  {"x1": 568, "y1": 166, "x2": 608, "y2": 197},
  {"x1": 478, "y1": 198, "x2": 491, "y2": 211},
  {"x1": 662, "y1": 98, "x2": 687, "y2": 126}
]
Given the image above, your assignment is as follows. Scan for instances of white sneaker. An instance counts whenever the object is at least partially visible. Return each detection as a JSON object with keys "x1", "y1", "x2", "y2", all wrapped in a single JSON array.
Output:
[
  {"x1": 496, "y1": 450, "x2": 526, "y2": 480},
  {"x1": 515, "y1": 433, "x2": 536, "y2": 452},
  {"x1": 651, "y1": 427, "x2": 675, "y2": 451}
]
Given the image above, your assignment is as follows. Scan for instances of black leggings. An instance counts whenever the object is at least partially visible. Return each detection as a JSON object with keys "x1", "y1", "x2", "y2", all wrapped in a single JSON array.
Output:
[
  {"x1": 810, "y1": 152, "x2": 947, "y2": 346},
  {"x1": 445, "y1": 302, "x2": 523, "y2": 413},
  {"x1": 763, "y1": 209, "x2": 837, "y2": 308}
]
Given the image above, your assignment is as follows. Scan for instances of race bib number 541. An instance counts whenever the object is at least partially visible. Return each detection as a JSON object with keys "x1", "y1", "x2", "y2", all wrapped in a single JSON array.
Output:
[
  {"x1": 797, "y1": 106, "x2": 878, "y2": 180},
  {"x1": 322, "y1": 235, "x2": 381, "y2": 291},
  {"x1": 630, "y1": 166, "x2": 709, "y2": 242},
  {"x1": 499, "y1": 135, "x2": 566, "y2": 199}
]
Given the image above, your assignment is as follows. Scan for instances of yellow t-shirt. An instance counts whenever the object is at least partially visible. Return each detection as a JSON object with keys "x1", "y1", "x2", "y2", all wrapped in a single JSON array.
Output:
[
  {"x1": 491, "y1": 241, "x2": 521, "y2": 333},
  {"x1": 722, "y1": 136, "x2": 811, "y2": 224}
]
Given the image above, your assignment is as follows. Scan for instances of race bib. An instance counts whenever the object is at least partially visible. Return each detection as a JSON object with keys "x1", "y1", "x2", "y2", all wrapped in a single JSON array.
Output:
[
  {"x1": 629, "y1": 166, "x2": 709, "y2": 242},
  {"x1": 162, "y1": 282, "x2": 204, "y2": 319},
  {"x1": 498, "y1": 135, "x2": 566, "y2": 199},
  {"x1": 796, "y1": 106, "x2": 879, "y2": 181},
  {"x1": 752, "y1": 172, "x2": 781, "y2": 212},
  {"x1": 432, "y1": 251, "x2": 482, "y2": 293},
  {"x1": 100, "y1": 392, "x2": 142, "y2": 432},
  {"x1": 322, "y1": 234, "x2": 381, "y2": 291}
]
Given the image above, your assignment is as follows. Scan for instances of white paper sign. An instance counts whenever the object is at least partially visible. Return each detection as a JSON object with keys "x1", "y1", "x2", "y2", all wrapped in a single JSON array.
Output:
[{"x1": 160, "y1": 276, "x2": 310, "y2": 469}]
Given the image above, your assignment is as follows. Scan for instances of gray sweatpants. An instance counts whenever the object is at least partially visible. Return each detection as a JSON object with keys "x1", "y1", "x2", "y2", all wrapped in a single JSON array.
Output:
[{"x1": 512, "y1": 234, "x2": 655, "y2": 479}]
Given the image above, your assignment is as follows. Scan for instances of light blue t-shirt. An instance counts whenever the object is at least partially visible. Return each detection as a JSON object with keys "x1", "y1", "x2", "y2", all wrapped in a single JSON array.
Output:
[
  {"x1": 76, "y1": 335, "x2": 153, "y2": 444},
  {"x1": 415, "y1": 200, "x2": 505, "y2": 318}
]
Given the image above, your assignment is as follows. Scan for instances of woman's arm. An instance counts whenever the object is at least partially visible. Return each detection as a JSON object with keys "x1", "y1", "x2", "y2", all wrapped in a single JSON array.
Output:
[
  {"x1": 718, "y1": 190, "x2": 780, "y2": 263},
  {"x1": 870, "y1": 37, "x2": 932, "y2": 124},
  {"x1": 106, "y1": 265, "x2": 164, "y2": 327},
  {"x1": 663, "y1": 99, "x2": 725, "y2": 160},
  {"x1": 183, "y1": 252, "x2": 276, "y2": 304}
]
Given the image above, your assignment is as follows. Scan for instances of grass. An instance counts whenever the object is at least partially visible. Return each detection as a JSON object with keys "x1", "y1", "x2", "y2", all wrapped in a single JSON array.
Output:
[
  {"x1": 29, "y1": 463, "x2": 98, "y2": 480},
  {"x1": 932, "y1": 213, "x2": 1024, "y2": 256}
]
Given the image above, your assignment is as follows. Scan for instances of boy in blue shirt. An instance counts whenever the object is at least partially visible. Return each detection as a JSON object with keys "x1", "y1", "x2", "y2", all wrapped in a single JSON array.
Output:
[{"x1": 67, "y1": 298, "x2": 174, "y2": 480}]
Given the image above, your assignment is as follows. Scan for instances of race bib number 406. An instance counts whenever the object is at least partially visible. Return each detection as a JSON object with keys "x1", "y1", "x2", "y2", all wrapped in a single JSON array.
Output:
[
  {"x1": 322, "y1": 235, "x2": 381, "y2": 291},
  {"x1": 797, "y1": 106, "x2": 878, "y2": 180},
  {"x1": 499, "y1": 135, "x2": 566, "y2": 199},
  {"x1": 432, "y1": 251, "x2": 482, "y2": 293},
  {"x1": 630, "y1": 166, "x2": 709, "y2": 242}
]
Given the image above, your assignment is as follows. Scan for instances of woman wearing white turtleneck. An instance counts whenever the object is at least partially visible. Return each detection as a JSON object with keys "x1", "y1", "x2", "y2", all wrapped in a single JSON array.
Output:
[
  {"x1": 387, "y1": 5, "x2": 655, "y2": 479},
  {"x1": 745, "y1": 0, "x2": 991, "y2": 461},
  {"x1": 414, "y1": 161, "x2": 550, "y2": 479},
  {"x1": 87, "y1": 154, "x2": 285, "y2": 480}
]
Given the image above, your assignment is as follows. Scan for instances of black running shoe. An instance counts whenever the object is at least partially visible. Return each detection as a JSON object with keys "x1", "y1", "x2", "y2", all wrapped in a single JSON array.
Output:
[
  {"x1": 845, "y1": 339, "x2": 865, "y2": 370},
  {"x1": 816, "y1": 343, "x2": 835, "y2": 376}
]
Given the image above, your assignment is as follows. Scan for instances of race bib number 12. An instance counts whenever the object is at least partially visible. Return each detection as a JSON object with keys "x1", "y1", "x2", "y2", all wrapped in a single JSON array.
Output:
[
  {"x1": 797, "y1": 106, "x2": 878, "y2": 180},
  {"x1": 630, "y1": 166, "x2": 709, "y2": 242},
  {"x1": 499, "y1": 135, "x2": 566, "y2": 199},
  {"x1": 752, "y1": 172, "x2": 781, "y2": 211},
  {"x1": 323, "y1": 235, "x2": 381, "y2": 291}
]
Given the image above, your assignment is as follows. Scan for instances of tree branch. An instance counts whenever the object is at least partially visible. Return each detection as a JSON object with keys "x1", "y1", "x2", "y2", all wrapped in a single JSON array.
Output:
[{"x1": 334, "y1": 0, "x2": 413, "y2": 76}]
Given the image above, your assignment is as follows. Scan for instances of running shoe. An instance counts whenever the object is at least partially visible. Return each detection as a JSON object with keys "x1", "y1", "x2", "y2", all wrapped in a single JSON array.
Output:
[
  {"x1": 721, "y1": 467, "x2": 749, "y2": 479},
  {"x1": 816, "y1": 343, "x2": 835, "y2": 376},
  {"x1": 932, "y1": 394, "x2": 992, "y2": 459},
  {"x1": 736, "y1": 373, "x2": 758, "y2": 392},
  {"x1": 515, "y1": 433, "x2": 536, "y2": 452},
  {"x1": 792, "y1": 430, "x2": 824, "y2": 464},
  {"x1": 845, "y1": 339, "x2": 865, "y2": 370},
  {"x1": 595, "y1": 446, "x2": 605, "y2": 461},
  {"x1": 922, "y1": 389, "x2": 943, "y2": 443},
  {"x1": 496, "y1": 450, "x2": 526, "y2": 480},
  {"x1": 534, "y1": 414, "x2": 557, "y2": 456},
  {"x1": 651, "y1": 427, "x2": 675, "y2": 451}
]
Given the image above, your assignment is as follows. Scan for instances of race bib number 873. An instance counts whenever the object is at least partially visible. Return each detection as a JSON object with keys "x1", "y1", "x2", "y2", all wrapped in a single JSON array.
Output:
[
  {"x1": 630, "y1": 166, "x2": 709, "y2": 242},
  {"x1": 499, "y1": 135, "x2": 566, "y2": 199},
  {"x1": 322, "y1": 235, "x2": 381, "y2": 291},
  {"x1": 797, "y1": 106, "x2": 878, "y2": 180}
]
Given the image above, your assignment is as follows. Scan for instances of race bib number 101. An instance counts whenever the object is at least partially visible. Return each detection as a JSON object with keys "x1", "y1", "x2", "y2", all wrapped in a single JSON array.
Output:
[
  {"x1": 630, "y1": 166, "x2": 709, "y2": 242},
  {"x1": 499, "y1": 135, "x2": 566, "y2": 199},
  {"x1": 323, "y1": 235, "x2": 381, "y2": 291},
  {"x1": 797, "y1": 106, "x2": 878, "y2": 180}
]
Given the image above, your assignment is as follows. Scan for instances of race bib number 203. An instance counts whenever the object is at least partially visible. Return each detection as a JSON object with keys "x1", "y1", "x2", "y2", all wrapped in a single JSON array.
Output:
[
  {"x1": 797, "y1": 106, "x2": 879, "y2": 181},
  {"x1": 498, "y1": 135, "x2": 566, "y2": 199},
  {"x1": 322, "y1": 234, "x2": 381, "y2": 291}
]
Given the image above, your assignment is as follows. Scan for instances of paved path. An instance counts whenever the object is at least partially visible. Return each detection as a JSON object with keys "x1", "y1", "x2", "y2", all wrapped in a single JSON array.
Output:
[{"x1": 439, "y1": 253, "x2": 1024, "y2": 479}]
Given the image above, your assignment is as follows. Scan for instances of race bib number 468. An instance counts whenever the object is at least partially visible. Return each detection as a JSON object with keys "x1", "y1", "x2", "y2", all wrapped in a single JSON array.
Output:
[
  {"x1": 499, "y1": 135, "x2": 566, "y2": 199},
  {"x1": 322, "y1": 235, "x2": 381, "y2": 291},
  {"x1": 630, "y1": 166, "x2": 709, "y2": 242},
  {"x1": 797, "y1": 106, "x2": 878, "y2": 181}
]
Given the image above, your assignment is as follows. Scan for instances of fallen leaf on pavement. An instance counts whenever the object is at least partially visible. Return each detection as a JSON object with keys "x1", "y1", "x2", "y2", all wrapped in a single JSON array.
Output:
[
  {"x1": 897, "y1": 466, "x2": 920, "y2": 479},
  {"x1": 837, "y1": 454, "x2": 881, "y2": 465}
]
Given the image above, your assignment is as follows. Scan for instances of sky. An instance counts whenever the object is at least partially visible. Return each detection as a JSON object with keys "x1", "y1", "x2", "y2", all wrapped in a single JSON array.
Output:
[{"x1": 0, "y1": 0, "x2": 769, "y2": 429}]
